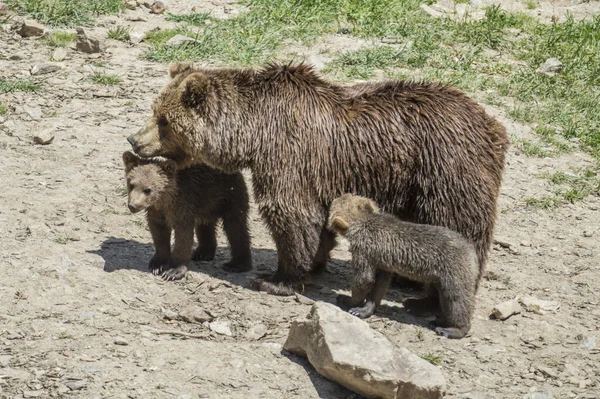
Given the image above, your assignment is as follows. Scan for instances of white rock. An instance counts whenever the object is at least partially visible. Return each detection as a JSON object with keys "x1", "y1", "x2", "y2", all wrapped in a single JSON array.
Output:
[
  {"x1": 129, "y1": 31, "x2": 145, "y2": 44},
  {"x1": 537, "y1": 58, "x2": 563, "y2": 77},
  {"x1": 23, "y1": 106, "x2": 43, "y2": 120},
  {"x1": 244, "y1": 323, "x2": 267, "y2": 341},
  {"x1": 51, "y1": 47, "x2": 68, "y2": 62},
  {"x1": 33, "y1": 130, "x2": 54, "y2": 145},
  {"x1": 284, "y1": 302, "x2": 446, "y2": 399},
  {"x1": 210, "y1": 320, "x2": 232, "y2": 336},
  {"x1": 179, "y1": 306, "x2": 213, "y2": 323},
  {"x1": 165, "y1": 34, "x2": 197, "y2": 47},
  {"x1": 114, "y1": 336, "x2": 129, "y2": 345},
  {"x1": 518, "y1": 296, "x2": 559, "y2": 314},
  {"x1": 491, "y1": 299, "x2": 521, "y2": 320},
  {"x1": 31, "y1": 62, "x2": 62, "y2": 75}
]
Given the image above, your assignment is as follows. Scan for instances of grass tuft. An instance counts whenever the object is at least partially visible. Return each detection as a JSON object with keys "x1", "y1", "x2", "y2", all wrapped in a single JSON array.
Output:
[
  {"x1": 5, "y1": 0, "x2": 122, "y2": 26},
  {"x1": 107, "y1": 25, "x2": 131, "y2": 42},
  {"x1": 421, "y1": 353, "x2": 442, "y2": 366},
  {"x1": 44, "y1": 31, "x2": 76, "y2": 47},
  {"x1": 0, "y1": 102, "x2": 7, "y2": 115},
  {"x1": 0, "y1": 79, "x2": 40, "y2": 93},
  {"x1": 165, "y1": 12, "x2": 211, "y2": 26},
  {"x1": 91, "y1": 72, "x2": 121, "y2": 86}
]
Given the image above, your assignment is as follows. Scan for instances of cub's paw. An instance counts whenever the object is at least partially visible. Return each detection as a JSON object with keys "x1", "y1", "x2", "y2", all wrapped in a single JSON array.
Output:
[
  {"x1": 161, "y1": 265, "x2": 188, "y2": 281},
  {"x1": 249, "y1": 278, "x2": 297, "y2": 296},
  {"x1": 336, "y1": 294, "x2": 354, "y2": 310},
  {"x1": 192, "y1": 246, "x2": 215, "y2": 262},
  {"x1": 348, "y1": 302, "x2": 376, "y2": 319},
  {"x1": 223, "y1": 259, "x2": 252, "y2": 273},
  {"x1": 434, "y1": 326, "x2": 467, "y2": 339},
  {"x1": 148, "y1": 255, "x2": 170, "y2": 276}
]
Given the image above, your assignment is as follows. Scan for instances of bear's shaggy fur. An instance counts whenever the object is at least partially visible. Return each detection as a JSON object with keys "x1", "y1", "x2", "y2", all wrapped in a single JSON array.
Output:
[
  {"x1": 123, "y1": 151, "x2": 252, "y2": 280},
  {"x1": 128, "y1": 62, "x2": 509, "y2": 295},
  {"x1": 329, "y1": 194, "x2": 478, "y2": 339}
]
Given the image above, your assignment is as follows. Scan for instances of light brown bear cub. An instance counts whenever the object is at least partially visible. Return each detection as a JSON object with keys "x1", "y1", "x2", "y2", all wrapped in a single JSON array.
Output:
[
  {"x1": 123, "y1": 151, "x2": 252, "y2": 280},
  {"x1": 328, "y1": 194, "x2": 478, "y2": 339}
]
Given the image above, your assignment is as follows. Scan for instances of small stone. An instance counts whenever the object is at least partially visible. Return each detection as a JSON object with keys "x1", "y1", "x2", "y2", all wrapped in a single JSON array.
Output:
[
  {"x1": 23, "y1": 391, "x2": 43, "y2": 398},
  {"x1": 31, "y1": 62, "x2": 62, "y2": 75},
  {"x1": 114, "y1": 336, "x2": 129, "y2": 345},
  {"x1": 537, "y1": 58, "x2": 563, "y2": 77},
  {"x1": 579, "y1": 335, "x2": 596, "y2": 350},
  {"x1": 491, "y1": 299, "x2": 521, "y2": 320},
  {"x1": 0, "y1": 355, "x2": 13, "y2": 367},
  {"x1": 75, "y1": 27, "x2": 104, "y2": 53},
  {"x1": 209, "y1": 320, "x2": 232, "y2": 336},
  {"x1": 493, "y1": 238, "x2": 513, "y2": 249},
  {"x1": 295, "y1": 293, "x2": 315, "y2": 305},
  {"x1": 57, "y1": 385, "x2": 69, "y2": 394},
  {"x1": 79, "y1": 355, "x2": 96, "y2": 362},
  {"x1": 518, "y1": 296, "x2": 559, "y2": 315},
  {"x1": 179, "y1": 306, "x2": 213, "y2": 323},
  {"x1": 0, "y1": 2, "x2": 9, "y2": 15},
  {"x1": 65, "y1": 380, "x2": 87, "y2": 391},
  {"x1": 124, "y1": 0, "x2": 137, "y2": 10},
  {"x1": 162, "y1": 308, "x2": 178, "y2": 320},
  {"x1": 165, "y1": 34, "x2": 197, "y2": 47},
  {"x1": 23, "y1": 106, "x2": 43, "y2": 120},
  {"x1": 284, "y1": 302, "x2": 446, "y2": 399},
  {"x1": 523, "y1": 393, "x2": 554, "y2": 399},
  {"x1": 583, "y1": 230, "x2": 594, "y2": 237},
  {"x1": 244, "y1": 323, "x2": 268, "y2": 341},
  {"x1": 9, "y1": 54, "x2": 23, "y2": 60},
  {"x1": 18, "y1": 19, "x2": 45, "y2": 37},
  {"x1": 52, "y1": 47, "x2": 68, "y2": 62},
  {"x1": 150, "y1": 1, "x2": 166, "y2": 14},
  {"x1": 33, "y1": 130, "x2": 54, "y2": 145},
  {"x1": 129, "y1": 31, "x2": 145, "y2": 44}
]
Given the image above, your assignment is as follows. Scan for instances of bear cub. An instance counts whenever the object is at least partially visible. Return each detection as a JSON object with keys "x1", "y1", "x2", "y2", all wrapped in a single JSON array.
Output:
[
  {"x1": 123, "y1": 151, "x2": 252, "y2": 280},
  {"x1": 328, "y1": 194, "x2": 478, "y2": 339}
]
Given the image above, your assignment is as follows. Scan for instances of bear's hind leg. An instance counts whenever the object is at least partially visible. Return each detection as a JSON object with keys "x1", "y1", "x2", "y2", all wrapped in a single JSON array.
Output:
[
  {"x1": 222, "y1": 213, "x2": 252, "y2": 273},
  {"x1": 192, "y1": 222, "x2": 217, "y2": 262},
  {"x1": 309, "y1": 227, "x2": 337, "y2": 276},
  {"x1": 433, "y1": 279, "x2": 475, "y2": 339},
  {"x1": 147, "y1": 211, "x2": 171, "y2": 276}
]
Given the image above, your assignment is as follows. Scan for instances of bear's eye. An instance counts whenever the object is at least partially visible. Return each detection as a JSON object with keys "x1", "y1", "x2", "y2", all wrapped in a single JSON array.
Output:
[
  {"x1": 157, "y1": 117, "x2": 169, "y2": 127},
  {"x1": 143, "y1": 188, "x2": 152, "y2": 195}
]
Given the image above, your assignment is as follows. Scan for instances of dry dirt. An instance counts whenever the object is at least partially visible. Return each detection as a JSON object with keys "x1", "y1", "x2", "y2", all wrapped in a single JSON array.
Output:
[{"x1": 0, "y1": 1, "x2": 599, "y2": 398}]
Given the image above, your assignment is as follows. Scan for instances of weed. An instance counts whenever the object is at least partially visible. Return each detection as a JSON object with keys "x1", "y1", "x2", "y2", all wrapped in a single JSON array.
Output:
[
  {"x1": 414, "y1": 327, "x2": 425, "y2": 341},
  {"x1": 165, "y1": 12, "x2": 211, "y2": 26},
  {"x1": 526, "y1": 0, "x2": 537, "y2": 10},
  {"x1": 91, "y1": 72, "x2": 121, "y2": 86},
  {"x1": 524, "y1": 196, "x2": 559, "y2": 209},
  {"x1": 14, "y1": 290, "x2": 27, "y2": 300},
  {"x1": 0, "y1": 102, "x2": 7, "y2": 115},
  {"x1": 513, "y1": 138, "x2": 552, "y2": 158},
  {"x1": 44, "y1": 31, "x2": 76, "y2": 47},
  {"x1": 115, "y1": 186, "x2": 128, "y2": 196},
  {"x1": 421, "y1": 353, "x2": 442, "y2": 366},
  {"x1": 0, "y1": 79, "x2": 40, "y2": 93},
  {"x1": 55, "y1": 236, "x2": 72, "y2": 244},
  {"x1": 90, "y1": 61, "x2": 107, "y2": 68},
  {"x1": 5, "y1": 0, "x2": 122, "y2": 26},
  {"x1": 108, "y1": 25, "x2": 131, "y2": 42}
]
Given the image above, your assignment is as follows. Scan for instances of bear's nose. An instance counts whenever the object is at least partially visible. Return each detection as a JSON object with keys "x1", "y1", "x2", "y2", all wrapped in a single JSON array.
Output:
[
  {"x1": 128, "y1": 203, "x2": 140, "y2": 213},
  {"x1": 127, "y1": 135, "x2": 136, "y2": 147}
]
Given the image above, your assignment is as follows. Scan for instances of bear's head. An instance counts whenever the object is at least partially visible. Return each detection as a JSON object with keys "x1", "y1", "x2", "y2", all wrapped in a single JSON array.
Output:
[
  {"x1": 327, "y1": 194, "x2": 380, "y2": 236},
  {"x1": 127, "y1": 63, "x2": 235, "y2": 170},
  {"x1": 122, "y1": 151, "x2": 177, "y2": 213}
]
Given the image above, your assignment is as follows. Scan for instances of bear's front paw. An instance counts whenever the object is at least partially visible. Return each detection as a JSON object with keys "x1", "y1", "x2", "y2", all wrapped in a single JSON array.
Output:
[
  {"x1": 192, "y1": 246, "x2": 216, "y2": 262},
  {"x1": 148, "y1": 254, "x2": 170, "y2": 275},
  {"x1": 161, "y1": 265, "x2": 188, "y2": 281},
  {"x1": 336, "y1": 294, "x2": 353, "y2": 310}
]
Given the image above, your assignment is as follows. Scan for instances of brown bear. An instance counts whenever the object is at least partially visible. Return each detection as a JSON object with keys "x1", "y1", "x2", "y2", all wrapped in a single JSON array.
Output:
[
  {"x1": 329, "y1": 194, "x2": 478, "y2": 339},
  {"x1": 127, "y1": 62, "x2": 509, "y2": 296},
  {"x1": 123, "y1": 151, "x2": 252, "y2": 280}
]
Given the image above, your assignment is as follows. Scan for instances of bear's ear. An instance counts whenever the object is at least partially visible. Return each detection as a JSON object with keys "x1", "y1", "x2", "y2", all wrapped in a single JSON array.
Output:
[
  {"x1": 329, "y1": 216, "x2": 350, "y2": 234},
  {"x1": 154, "y1": 157, "x2": 178, "y2": 179},
  {"x1": 359, "y1": 199, "x2": 379, "y2": 214},
  {"x1": 123, "y1": 151, "x2": 141, "y2": 173},
  {"x1": 169, "y1": 63, "x2": 193, "y2": 79},
  {"x1": 180, "y1": 72, "x2": 211, "y2": 110}
]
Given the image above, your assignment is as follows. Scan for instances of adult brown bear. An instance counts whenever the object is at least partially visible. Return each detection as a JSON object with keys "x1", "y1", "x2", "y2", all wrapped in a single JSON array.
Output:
[{"x1": 128, "y1": 62, "x2": 509, "y2": 296}]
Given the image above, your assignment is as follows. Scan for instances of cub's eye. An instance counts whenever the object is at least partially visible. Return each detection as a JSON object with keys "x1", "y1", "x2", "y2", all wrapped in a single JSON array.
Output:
[
  {"x1": 143, "y1": 188, "x2": 152, "y2": 195},
  {"x1": 157, "y1": 117, "x2": 168, "y2": 127}
]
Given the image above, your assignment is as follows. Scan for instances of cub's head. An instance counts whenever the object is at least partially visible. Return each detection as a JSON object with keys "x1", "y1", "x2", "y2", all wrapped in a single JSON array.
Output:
[
  {"x1": 122, "y1": 151, "x2": 177, "y2": 213},
  {"x1": 126, "y1": 63, "x2": 221, "y2": 168},
  {"x1": 327, "y1": 194, "x2": 380, "y2": 236}
]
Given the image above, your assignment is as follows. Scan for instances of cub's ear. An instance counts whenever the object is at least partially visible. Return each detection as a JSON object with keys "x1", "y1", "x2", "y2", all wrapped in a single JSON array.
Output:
[
  {"x1": 359, "y1": 199, "x2": 379, "y2": 214},
  {"x1": 155, "y1": 157, "x2": 178, "y2": 178},
  {"x1": 169, "y1": 63, "x2": 193, "y2": 79},
  {"x1": 329, "y1": 216, "x2": 350, "y2": 234},
  {"x1": 180, "y1": 72, "x2": 211, "y2": 110},
  {"x1": 123, "y1": 151, "x2": 141, "y2": 173}
]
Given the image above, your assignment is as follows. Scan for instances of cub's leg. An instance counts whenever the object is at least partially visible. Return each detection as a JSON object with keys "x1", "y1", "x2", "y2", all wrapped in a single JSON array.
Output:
[
  {"x1": 434, "y1": 278, "x2": 475, "y2": 339},
  {"x1": 222, "y1": 213, "x2": 252, "y2": 273},
  {"x1": 147, "y1": 210, "x2": 171, "y2": 276},
  {"x1": 348, "y1": 271, "x2": 392, "y2": 319},
  {"x1": 309, "y1": 227, "x2": 337, "y2": 276},
  {"x1": 192, "y1": 222, "x2": 217, "y2": 261},
  {"x1": 162, "y1": 221, "x2": 195, "y2": 281},
  {"x1": 403, "y1": 283, "x2": 441, "y2": 316}
]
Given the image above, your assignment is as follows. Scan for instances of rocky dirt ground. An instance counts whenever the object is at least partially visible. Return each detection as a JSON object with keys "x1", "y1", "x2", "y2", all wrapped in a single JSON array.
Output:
[{"x1": 0, "y1": 1, "x2": 599, "y2": 398}]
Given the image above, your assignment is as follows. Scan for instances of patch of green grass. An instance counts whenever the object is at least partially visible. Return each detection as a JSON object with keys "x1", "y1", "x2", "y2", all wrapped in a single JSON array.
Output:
[
  {"x1": 107, "y1": 25, "x2": 131, "y2": 42},
  {"x1": 524, "y1": 196, "x2": 559, "y2": 209},
  {"x1": 90, "y1": 61, "x2": 107, "y2": 68},
  {"x1": 324, "y1": 46, "x2": 407, "y2": 79},
  {"x1": 5, "y1": 0, "x2": 123, "y2": 26},
  {"x1": 0, "y1": 79, "x2": 40, "y2": 93},
  {"x1": 44, "y1": 31, "x2": 76, "y2": 47},
  {"x1": 165, "y1": 12, "x2": 211, "y2": 26},
  {"x1": 55, "y1": 236, "x2": 72, "y2": 244},
  {"x1": 513, "y1": 138, "x2": 552, "y2": 158},
  {"x1": 0, "y1": 102, "x2": 7, "y2": 115},
  {"x1": 526, "y1": 0, "x2": 537, "y2": 10},
  {"x1": 421, "y1": 353, "x2": 442, "y2": 366},
  {"x1": 91, "y1": 72, "x2": 121, "y2": 86}
]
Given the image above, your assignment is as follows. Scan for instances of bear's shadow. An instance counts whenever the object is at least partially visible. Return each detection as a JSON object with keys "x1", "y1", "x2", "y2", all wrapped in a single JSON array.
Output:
[{"x1": 89, "y1": 237, "x2": 436, "y2": 331}]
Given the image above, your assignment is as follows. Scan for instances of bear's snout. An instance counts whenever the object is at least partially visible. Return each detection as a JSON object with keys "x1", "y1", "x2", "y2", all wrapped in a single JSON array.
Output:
[
  {"x1": 128, "y1": 203, "x2": 142, "y2": 213},
  {"x1": 127, "y1": 134, "x2": 137, "y2": 148}
]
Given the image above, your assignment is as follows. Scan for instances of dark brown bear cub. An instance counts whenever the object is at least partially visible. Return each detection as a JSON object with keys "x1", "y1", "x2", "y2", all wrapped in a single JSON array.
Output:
[
  {"x1": 123, "y1": 151, "x2": 252, "y2": 280},
  {"x1": 329, "y1": 194, "x2": 477, "y2": 339}
]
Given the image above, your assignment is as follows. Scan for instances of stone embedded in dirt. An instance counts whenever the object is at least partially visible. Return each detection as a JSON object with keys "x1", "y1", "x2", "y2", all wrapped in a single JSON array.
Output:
[
  {"x1": 0, "y1": 354, "x2": 12, "y2": 367},
  {"x1": 537, "y1": 58, "x2": 563, "y2": 77},
  {"x1": 284, "y1": 301, "x2": 446, "y2": 399},
  {"x1": 52, "y1": 47, "x2": 68, "y2": 62},
  {"x1": 17, "y1": 19, "x2": 45, "y2": 37},
  {"x1": 114, "y1": 336, "x2": 129, "y2": 345},
  {"x1": 162, "y1": 308, "x2": 178, "y2": 320},
  {"x1": 124, "y1": 0, "x2": 137, "y2": 10},
  {"x1": 33, "y1": 130, "x2": 54, "y2": 145},
  {"x1": 523, "y1": 393, "x2": 553, "y2": 399},
  {"x1": 518, "y1": 296, "x2": 559, "y2": 315},
  {"x1": 150, "y1": 1, "x2": 166, "y2": 14},
  {"x1": 0, "y1": 2, "x2": 9, "y2": 16},
  {"x1": 209, "y1": 320, "x2": 233, "y2": 336},
  {"x1": 129, "y1": 31, "x2": 145, "y2": 44},
  {"x1": 31, "y1": 62, "x2": 62, "y2": 76},
  {"x1": 75, "y1": 27, "x2": 104, "y2": 53},
  {"x1": 23, "y1": 106, "x2": 43, "y2": 120},
  {"x1": 65, "y1": 380, "x2": 87, "y2": 390},
  {"x1": 165, "y1": 34, "x2": 197, "y2": 47},
  {"x1": 179, "y1": 306, "x2": 213, "y2": 323},
  {"x1": 491, "y1": 299, "x2": 521, "y2": 320},
  {"x1": 244, "y1": 323, "x2": 268, "y2": 341},
  {"x1": 23, "y1": 391, "x2": 43, "y2": 398},
  {"x1": 56, "y1": 385, "x2": 70, "y2": 395},
  {"x1": 295, "y1": 293, "x2": 315, "y2": 305}
]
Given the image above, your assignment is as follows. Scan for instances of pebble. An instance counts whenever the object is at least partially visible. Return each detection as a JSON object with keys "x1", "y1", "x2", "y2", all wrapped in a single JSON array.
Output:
[
  {"x1": 150, "y1": 1, "x2": 166, "y2": 14},
  {"x1": 31, "y1": 62, "x2": 62, "y2": 75},
  {"x1": 537, "y1": 58, "x2": 563, "y2": 77},
  {"x1": 65, "y1": 380, "x2": 87, "y2": 390},
  {"x1": 18, "y1": 19, "x2": 45, "y2": 37},
  {"x1": 244, "y1": 323, "x2": 267, "y2": 341},
  {"x1": 519, "y1": 296, "x2": 560, "y2": 314},
  {"x1": 491, "y1": 299, "x2": 521, "y2": 320},
  {"x1": 23, "y1": 391, "x2": 43, "y2": 398},
  {"x1": 295, "y1": 293, "x2": 315, "y2": 305},
  {"x1": 76, "y1": 27, "x2": 104, "y2": 53},
  {"x1": 129, "y1": 31, "x2": 145, "y2": 44},
  {"x1": 23, "y1": 105, "x2": 43, "y2": 120},
  {"x1": 33, "y1": 130, "x2": 54, "y2": 145},
  {"x1": 124, "y1": 0, "x2": 137, "y2": 9},
  {"x1": 52, "y1": 47, "x2": 68, "y2": 62},
  {"x1": 179, "y1": 306, "x2": 213, "y2": 323},
  {"x1": 209, "y1": 320, "x2": 232, "y2": 336},
  {"x1": 165, "y1": 34, "x2": 197, "y2": 47},
  {"x1": 114, "y1": 336, "x2": 129, "y2": 345}
]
